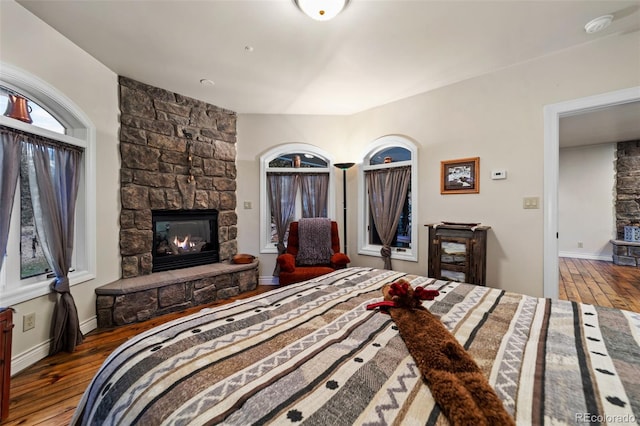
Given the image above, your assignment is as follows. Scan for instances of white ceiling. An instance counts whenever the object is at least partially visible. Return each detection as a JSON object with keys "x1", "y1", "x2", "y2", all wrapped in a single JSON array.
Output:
[
  {"x1": 14, "y1": 0, "x2": 640, "y2": 145},
  {"x1": 560, "y1": 101, "x2": 640, "y2": 148}
]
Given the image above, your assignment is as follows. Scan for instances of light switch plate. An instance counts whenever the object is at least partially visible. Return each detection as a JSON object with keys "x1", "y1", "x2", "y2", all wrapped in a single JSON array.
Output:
[{"x1": 523, "y1": 197, "x2": 540, "y2": 209}]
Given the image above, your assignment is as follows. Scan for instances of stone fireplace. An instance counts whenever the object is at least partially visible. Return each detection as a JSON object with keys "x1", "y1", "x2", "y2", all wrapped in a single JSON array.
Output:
[
  {"x1": 95, "y1": 77, "x2": 258, "y2": 328},
  {"x1": 118, "y1": 76, "x2": 237, "y2": 277},
  {"x1": 615, "y1": 140, "x2": 640, "y2": 238},
  {"x1": 612, "y1": 139, "x2": 640, "y2": 267}
]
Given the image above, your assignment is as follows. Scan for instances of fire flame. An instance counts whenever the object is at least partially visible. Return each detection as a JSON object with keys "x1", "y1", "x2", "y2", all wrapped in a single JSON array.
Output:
[{"x1": 173, "y1": 235, "x2": 193, "y2": 250}]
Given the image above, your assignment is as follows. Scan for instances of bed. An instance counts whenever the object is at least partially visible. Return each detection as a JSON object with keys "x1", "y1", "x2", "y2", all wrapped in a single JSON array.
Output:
[{"x1": 72, "y1": 267, "x2": 640, "y2": 425}]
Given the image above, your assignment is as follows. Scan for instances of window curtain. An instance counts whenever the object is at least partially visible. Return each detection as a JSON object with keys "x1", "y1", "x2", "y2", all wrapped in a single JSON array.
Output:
[
  {"x1": 0, "y1": 128, "x2": 22, "y2": 272},
  {"x1": 26, "y1": 138, "x2": 84, "y2": 355},
  {"x1": 267, "y1": 173, "x2": 299, "y2": 275},
  {"x1": 300, "y1": 173, "x2": 329, "y2": 218},
  {"x1": 365, "y1": 166, "x2": 411, "y2": 270}
]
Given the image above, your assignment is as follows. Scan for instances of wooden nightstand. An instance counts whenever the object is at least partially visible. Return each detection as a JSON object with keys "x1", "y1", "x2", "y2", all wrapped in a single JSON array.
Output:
[{"x1": 426, "y1": 223, "x2": 490, "y2": 286}]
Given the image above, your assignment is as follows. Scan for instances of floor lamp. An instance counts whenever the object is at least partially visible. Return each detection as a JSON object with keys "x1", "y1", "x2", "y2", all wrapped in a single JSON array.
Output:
[{"x1": 334, "y1": 162, "x2": 355, "y2": 254}]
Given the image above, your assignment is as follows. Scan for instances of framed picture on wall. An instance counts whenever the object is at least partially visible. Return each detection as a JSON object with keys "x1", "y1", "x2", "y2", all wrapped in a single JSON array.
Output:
[{"x1": 441, "y1": 157, "x2": 479, "y2": 194}]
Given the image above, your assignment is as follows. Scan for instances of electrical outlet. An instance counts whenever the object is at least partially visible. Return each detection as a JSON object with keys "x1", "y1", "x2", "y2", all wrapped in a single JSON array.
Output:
[
  {"x1": 23, "y1": 312, "x2": 35, "y2": 332},
  {"x1": 243, "y1": 201, "x2": 252, "y2": 209},
  {"x1": 578, "y1": 241, "x2": 583, "y2": 248}
]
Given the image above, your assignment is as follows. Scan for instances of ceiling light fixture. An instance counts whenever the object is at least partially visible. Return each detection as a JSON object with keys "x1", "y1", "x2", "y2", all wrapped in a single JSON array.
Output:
[
  {"x1": 584, "y1": 15, "x2": 613, "y2": 34},
  {"x1": 295, "y1": 0, "x2": 349, "y2": 21},
  {"x1": 200, "y1": 78, "x2": 215, "y2": 87}
]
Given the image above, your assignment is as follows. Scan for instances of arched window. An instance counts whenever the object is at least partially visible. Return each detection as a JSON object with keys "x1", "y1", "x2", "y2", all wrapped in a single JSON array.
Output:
[
  {"x1": 0, "y1": 63, "x2": 96, "y2": 305},
  {"x1": 358, "y1": 136, "x2": 418, "y2": 264},
  {"x1": 259, "y1": 144, "x2": 335, "y2": 253},
  {"x1": 0, "y1": 87, "x2": 65, "y2": 134}
]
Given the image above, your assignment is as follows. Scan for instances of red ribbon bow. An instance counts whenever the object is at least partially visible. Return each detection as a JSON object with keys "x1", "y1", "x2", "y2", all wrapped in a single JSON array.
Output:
[{"x1": 366, "y1": 280, "x2": 439, "y2": 313}]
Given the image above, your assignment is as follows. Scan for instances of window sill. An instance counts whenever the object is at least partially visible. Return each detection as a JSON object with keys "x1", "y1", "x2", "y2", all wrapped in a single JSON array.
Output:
[
  {"x1": 260, "y1": 245, "x2": 279, "y2": 254},
  {"x1": 1, "y1": 270, "x2": 95, "y2": 307},
  {"x1": 358, "y1": 245, "x2": 417, "y2": 262}
]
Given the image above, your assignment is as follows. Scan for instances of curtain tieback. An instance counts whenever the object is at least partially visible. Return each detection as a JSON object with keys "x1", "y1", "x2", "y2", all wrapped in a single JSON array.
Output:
[
  {"x1": 51, "y1": 276, "x2": 70, "y2": 293},
  {"x1": 380, "y1": 245, "x2": 391, "y2": 258}
]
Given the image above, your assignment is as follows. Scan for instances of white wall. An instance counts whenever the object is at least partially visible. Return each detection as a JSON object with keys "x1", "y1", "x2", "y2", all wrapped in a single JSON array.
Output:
[
  {"x1": 559, "y1": 143, "x2": 616, "y2": 260},
  {"x1": 238, "y1": 30, "x2": 640, "y2": 297},
  {"x1": 0, "y1": 1, "x2": 120, "y2": 372}
]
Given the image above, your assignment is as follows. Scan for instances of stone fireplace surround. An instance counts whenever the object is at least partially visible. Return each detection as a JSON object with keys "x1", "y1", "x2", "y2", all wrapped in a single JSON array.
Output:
[
  {"x1": 117, "y1": 76, "x2": 238, "y2": 277},
  {"x1": 615, "y1": 140, "x2": 640, "y2": 239},
  {"x1": 96, "y1": 77, "x2": 258, "y2": 328},
  {"x1": 612, "y1": 140, "x2": 640, "y2": 267}
]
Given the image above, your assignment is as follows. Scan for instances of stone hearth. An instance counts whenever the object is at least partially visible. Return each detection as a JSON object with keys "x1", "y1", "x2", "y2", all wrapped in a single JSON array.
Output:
[
  {"x1": 610, "y1": 240, "x2": 640, "y2": 267},
  {"x1": 96, "y1": 261, "x2": 259, "y2": 328}
]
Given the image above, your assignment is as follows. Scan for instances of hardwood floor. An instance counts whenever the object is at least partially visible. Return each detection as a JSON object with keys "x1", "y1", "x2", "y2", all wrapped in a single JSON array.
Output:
[
  {"x1": 559, "y1": 257, "x2": 640, "y2": 313},
  {"x1": 4, "y1": 259, "x2": 640, "y2": 425},
  {"x1": 4, "y1": 285, "x2": 275, "y2": 426}
]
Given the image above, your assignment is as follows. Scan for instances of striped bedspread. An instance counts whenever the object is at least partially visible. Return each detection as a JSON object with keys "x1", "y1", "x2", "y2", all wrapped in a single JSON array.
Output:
[{"x1": 73, "y1": 267, "x2": 640, "y2": 425}]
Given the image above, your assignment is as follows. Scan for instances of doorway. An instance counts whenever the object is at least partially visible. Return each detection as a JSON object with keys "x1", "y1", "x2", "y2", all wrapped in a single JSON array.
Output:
[{"x1": 543, "y1": 86, "x2": 640, "y2": 299}]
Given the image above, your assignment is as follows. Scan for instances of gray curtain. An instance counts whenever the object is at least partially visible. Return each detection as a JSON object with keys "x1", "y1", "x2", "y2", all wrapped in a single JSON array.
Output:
[
  {"x1": 365, "y1": 166, "x2": 411, "y2": 270},
  {"x1": 267, "y1": 173, "x2": 299, "y2": 275},
  {"x1": 26, "y1": 138, "x2": 84, "y2": 355},
  {"x1": 0, "y1": 128, "x2": 22, "y2": 272},
  {"x1": 300, "y1": 173, "x2": 329, "y2": 218}
]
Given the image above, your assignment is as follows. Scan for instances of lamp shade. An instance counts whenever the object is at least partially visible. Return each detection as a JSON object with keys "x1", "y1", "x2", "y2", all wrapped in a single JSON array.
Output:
[
  {"x1": 334, "y1": 162, "x2": 355, "y2": 170},
  {"x1": 295, "y1": 0, "x2": 349, "y2": 21}
]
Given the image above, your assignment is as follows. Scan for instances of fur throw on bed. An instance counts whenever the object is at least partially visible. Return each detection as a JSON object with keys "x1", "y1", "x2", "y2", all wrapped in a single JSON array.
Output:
[
  {"x1": 296, "y1": 218, "x2": 333, "y2": 265},
  {"x1": 368, "y1": 279, "x2": 515, "y2": 426}
]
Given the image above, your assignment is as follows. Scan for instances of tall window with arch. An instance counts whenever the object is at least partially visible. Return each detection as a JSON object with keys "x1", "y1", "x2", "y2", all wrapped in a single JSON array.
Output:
[
  {"x1": 0, "y1": 64, "x2": 96, "y2": 354},
  {"x1": 259, "y1": 144, "x2": 335, "y2": 256},
  {"x1": 359, "y1": 136, "x2": 418, "y2": 268},
  {"x1": 1, "y1": 86, "x2": 66, "y2": 281}
]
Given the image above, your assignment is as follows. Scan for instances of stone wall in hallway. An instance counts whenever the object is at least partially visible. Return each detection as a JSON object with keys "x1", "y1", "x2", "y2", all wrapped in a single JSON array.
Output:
[{"x1": 616, "y1": 140, "x2": 640, "y2": 239}]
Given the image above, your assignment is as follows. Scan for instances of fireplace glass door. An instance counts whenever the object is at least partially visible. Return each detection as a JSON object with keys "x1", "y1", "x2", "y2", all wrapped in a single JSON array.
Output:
[{"x1": 152, "y1": 210, "x2": 219, "y2": 272}]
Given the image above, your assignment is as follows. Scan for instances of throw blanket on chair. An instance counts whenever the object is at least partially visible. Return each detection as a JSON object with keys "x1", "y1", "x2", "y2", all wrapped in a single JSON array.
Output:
[{"x1": 296, "y1": 218, "x2": 333, "y2": 265}]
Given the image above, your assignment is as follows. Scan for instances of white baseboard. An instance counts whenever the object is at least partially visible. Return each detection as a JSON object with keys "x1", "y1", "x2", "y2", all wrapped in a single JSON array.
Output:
[
  {"x1": 81, "y1": 315, "x2": 98, "y2": 335},
  {"x1": 11, "y1": 338, "x2": 49, "y2": 376},
  {"x1": 559, "y1": 252, "x2": 612, "y2": 261},
  {"x1": 259, "y1": 275, "x2": 279, "y2": 285},
  {"x1": 11, "y1": 315, "x2": 97, "y2": 376}
]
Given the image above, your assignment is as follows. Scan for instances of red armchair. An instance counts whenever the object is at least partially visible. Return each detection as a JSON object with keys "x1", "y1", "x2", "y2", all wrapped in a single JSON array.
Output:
[{"x1": 276, "y1": 221, "x2": 351, "y2": 285}]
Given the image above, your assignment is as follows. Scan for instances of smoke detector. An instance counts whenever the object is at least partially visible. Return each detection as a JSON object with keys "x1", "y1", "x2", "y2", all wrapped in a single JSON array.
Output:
[{"x1": 584, "y1": 15, "x2": 613, "y2": 34}]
